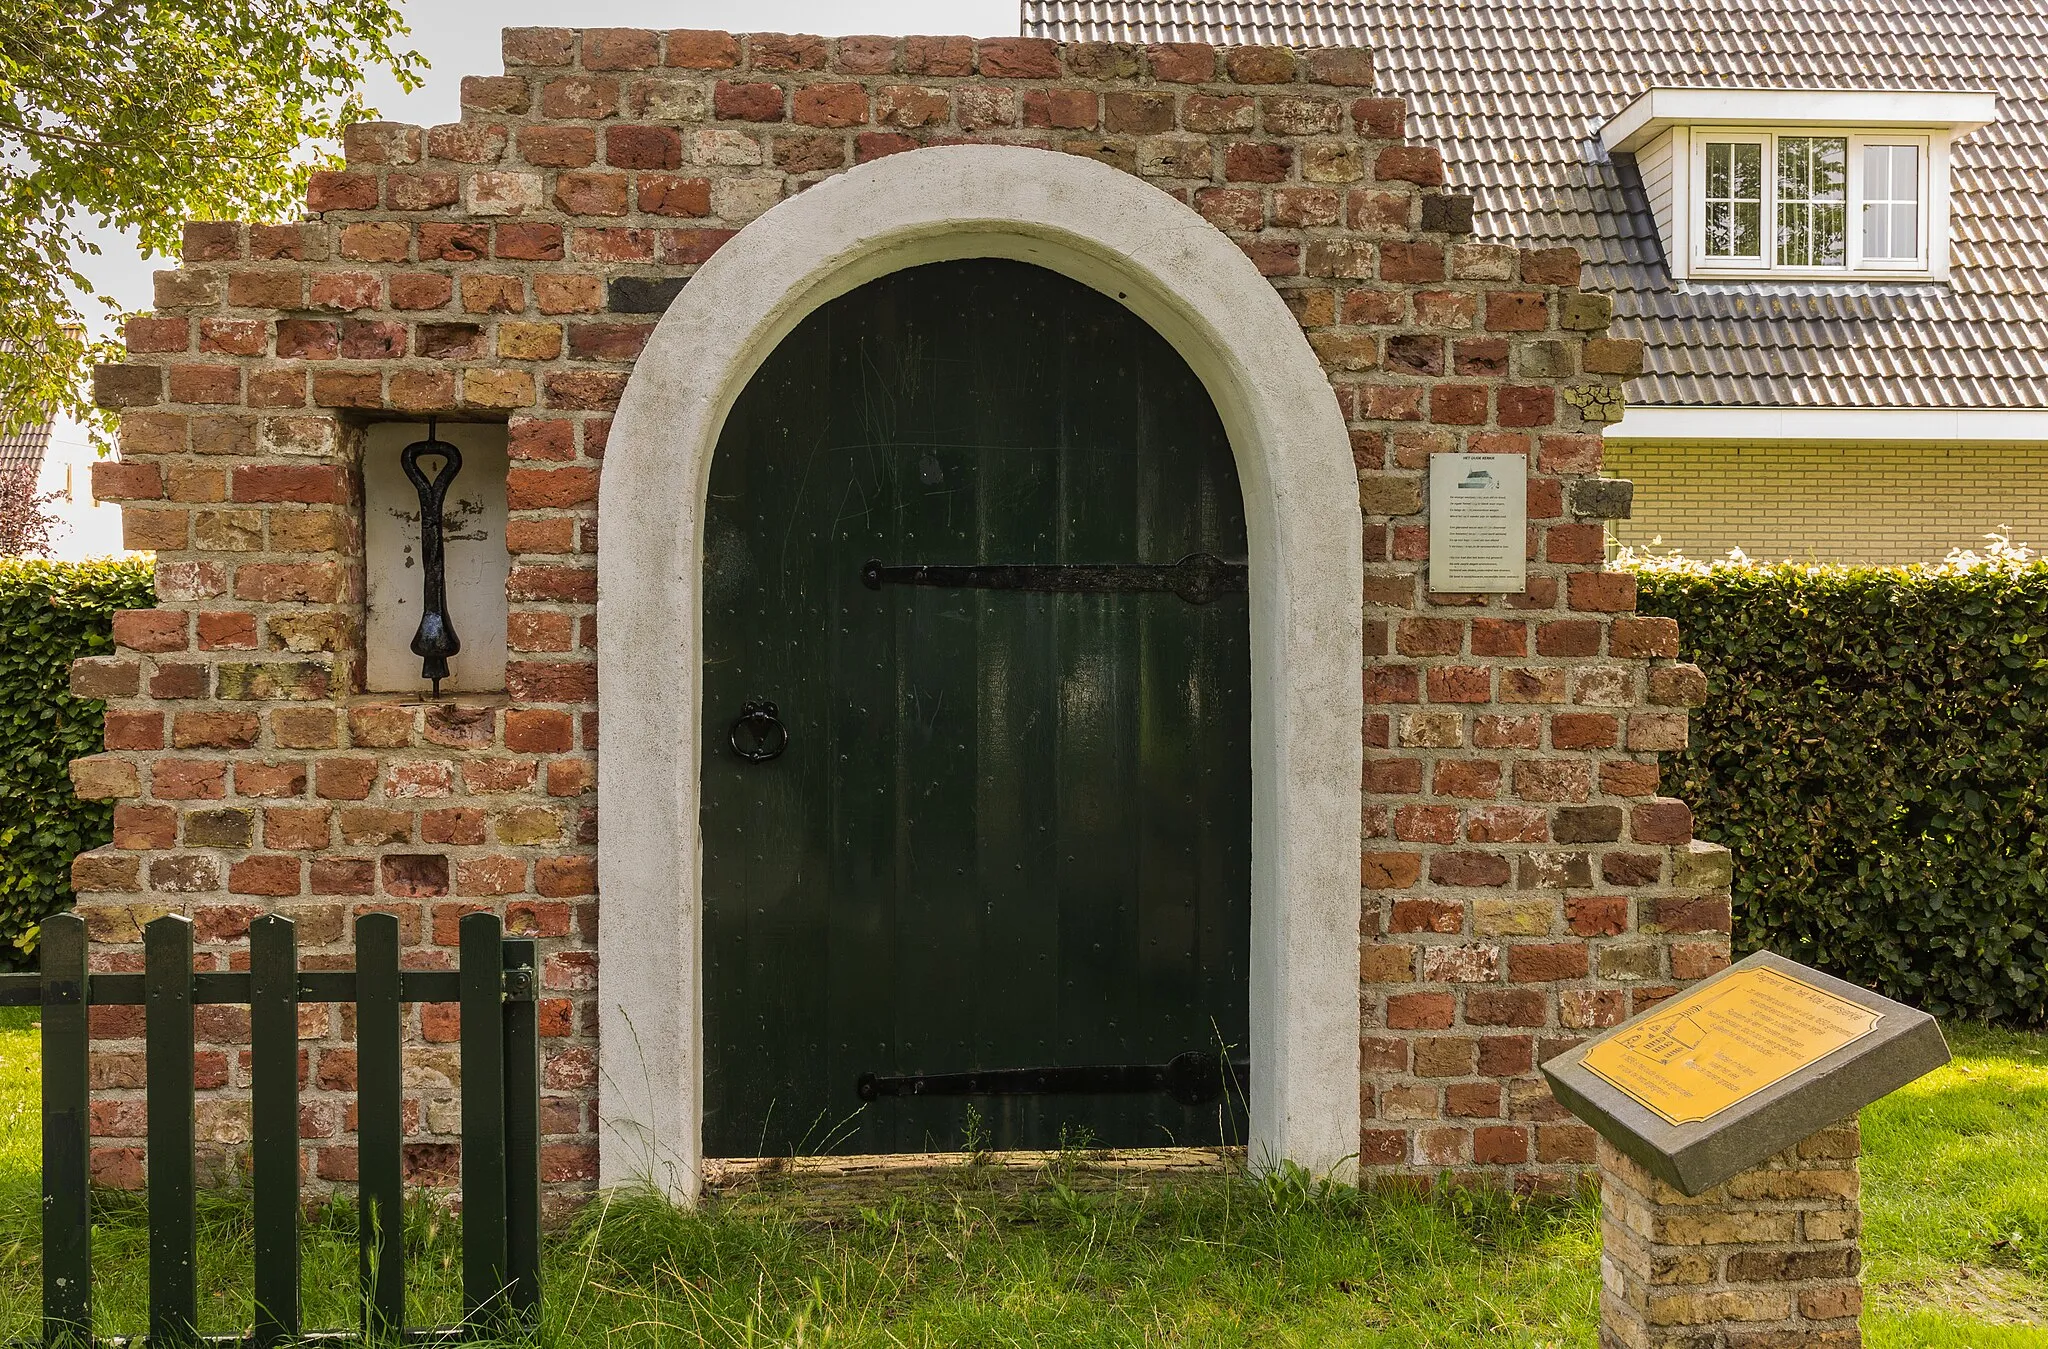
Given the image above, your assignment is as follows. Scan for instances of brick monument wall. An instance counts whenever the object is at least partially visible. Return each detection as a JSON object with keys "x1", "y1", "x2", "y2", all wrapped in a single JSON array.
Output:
[{"x1": 69, "y1": 27, "x2": 1731, "y2": 1200}]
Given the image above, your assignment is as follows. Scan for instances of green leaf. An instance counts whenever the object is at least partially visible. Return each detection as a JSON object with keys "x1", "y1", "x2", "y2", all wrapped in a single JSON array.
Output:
[
  {"x1": 0, "y1": 557, "x2": 154, "y2": 966},
  {"x1": 1632, "y1": 556, "x2": 2048, "y2": 1028}
]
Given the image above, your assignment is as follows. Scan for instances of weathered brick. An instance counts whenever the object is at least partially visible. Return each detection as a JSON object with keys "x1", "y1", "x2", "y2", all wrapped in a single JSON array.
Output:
[
  {"x1": 667, "y1": 29, "x2": 740, "y2": 70},
  {"x1": 1146, "y1": 44, "x2": 1216, "y2": 82},
  {"x1": 519, "y1": 125, "x2": 597, "y2": 168},
  {"x1": 715, "y1": 80, "x2": 786, "y2": 121},
  {"x1": 583, "y1": 27, "x2": 660, "y2": 70},
  {"x1": 306, "y1": 172, "x2": 378, "y2": 212}
]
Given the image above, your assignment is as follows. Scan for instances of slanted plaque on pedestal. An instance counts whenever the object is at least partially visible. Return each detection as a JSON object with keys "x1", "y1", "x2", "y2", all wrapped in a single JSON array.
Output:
[{"x1": 1543, "y1": 951, "x2": 1950, "y2": 1195}]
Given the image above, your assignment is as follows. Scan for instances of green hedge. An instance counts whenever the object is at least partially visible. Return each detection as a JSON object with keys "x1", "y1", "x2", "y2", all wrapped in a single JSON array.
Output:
[
  {"x1": 0, "y1": 558, "x2": 155, "y2": 967},
  {"x1": 1635, "y1": 553, "x2": 2048, "y2": 1027}
]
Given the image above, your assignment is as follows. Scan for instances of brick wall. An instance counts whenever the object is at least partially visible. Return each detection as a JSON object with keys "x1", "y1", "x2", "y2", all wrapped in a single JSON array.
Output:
[
  {"x1": 71, "y1": 27, "x2": 1730, "y2": 1199},
  {"x1": 1607, "y1": 439, "x2": 2048, "y2": 565},
  {"x1": 1599, "y1": 1127, "x2": 1864, "y2": 1348}
]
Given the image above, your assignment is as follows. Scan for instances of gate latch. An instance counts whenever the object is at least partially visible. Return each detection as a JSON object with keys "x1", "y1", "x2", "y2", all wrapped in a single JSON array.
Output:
[{"x1": 858, "y1": 1051, "x2": 1248, "y2": 1109}]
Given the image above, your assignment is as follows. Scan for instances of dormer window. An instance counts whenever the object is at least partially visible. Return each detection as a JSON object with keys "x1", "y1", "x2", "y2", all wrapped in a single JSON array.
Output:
[
  {"x1": 1772, "y1": 136, "x2": 1847, "y2": 267},
  {"x1": 1602, "y1": 88, "x2": 1995, "y2": 283},
  {"x1": 1862, "y1": 143, "x2": 1921, "y2": 261},
  {"x1": 1702, "y1": 139, "x2": 1764, "y2": 260},
  {"x1": 1694, "y1": 130, "x2": 1911, "y2": 273}
]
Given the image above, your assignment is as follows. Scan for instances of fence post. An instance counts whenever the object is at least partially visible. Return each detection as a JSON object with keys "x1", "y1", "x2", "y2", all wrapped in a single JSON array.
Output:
[
  {"x1": 39, "y1": 913, "x2": 91, "y2": 1349},
  {"x1": 250, "y1": 914, "x2": 301, "y2": 1347},
  {"x1": 355, "y1": 912, "x2": 405, "y2": 1341},
  {"x1": 459, "y1": 912, "x2": 508, "y2": 1328},
  {"x1": 144, "y1": 914, "x2": 198, "y2": 1348},
  {"x1": 502, "y1": 935, "x2": 542, "y2": 1321}
]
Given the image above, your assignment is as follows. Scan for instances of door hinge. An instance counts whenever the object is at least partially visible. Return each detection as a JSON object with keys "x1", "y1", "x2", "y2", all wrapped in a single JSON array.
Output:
[{"x1": 861, "y1": 552, "x2": 1246, "y2": 605}]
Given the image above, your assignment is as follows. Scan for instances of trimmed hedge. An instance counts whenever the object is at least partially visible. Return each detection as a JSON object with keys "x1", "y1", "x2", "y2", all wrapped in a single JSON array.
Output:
[
  {"x1": 1635, "y1": 553, "x2": 2048, "y2": 1027},
  {"x1": 0, "y1": 558, "x2": 155, "y2": 967}
]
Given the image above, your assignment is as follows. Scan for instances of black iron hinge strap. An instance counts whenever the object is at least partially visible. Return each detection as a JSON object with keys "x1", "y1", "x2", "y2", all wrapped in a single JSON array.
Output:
[{"x1": 861, "y1": 552, "x2": 1246, "y2": 605}]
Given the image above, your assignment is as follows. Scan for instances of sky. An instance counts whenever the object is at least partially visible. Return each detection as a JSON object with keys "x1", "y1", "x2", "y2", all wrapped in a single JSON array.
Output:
[{"x1": 46, "y1": 0, "x2": 1019, "y2": 556}]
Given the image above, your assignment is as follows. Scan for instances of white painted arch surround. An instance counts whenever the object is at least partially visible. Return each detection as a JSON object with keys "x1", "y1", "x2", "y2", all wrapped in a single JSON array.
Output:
[{"x1": 597, "y1": 144, "x2": 1363, "y2": 1201}]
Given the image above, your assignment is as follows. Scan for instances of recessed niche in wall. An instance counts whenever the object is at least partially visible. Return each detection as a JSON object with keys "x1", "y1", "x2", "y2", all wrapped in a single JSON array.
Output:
[{"x1": 363, "y1": 421, "x2": 509, "y2": 695}]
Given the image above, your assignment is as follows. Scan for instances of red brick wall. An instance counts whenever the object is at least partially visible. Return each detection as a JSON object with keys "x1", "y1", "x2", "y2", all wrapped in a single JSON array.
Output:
[{"x1": 72, "y1": 27, "x2": 1731, "y2": 1199}]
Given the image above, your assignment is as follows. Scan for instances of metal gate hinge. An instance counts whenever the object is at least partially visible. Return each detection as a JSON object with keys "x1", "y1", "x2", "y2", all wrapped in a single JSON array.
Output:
[{"x1": 501, "y1": 968, "x2": 537, "y2": 1002}]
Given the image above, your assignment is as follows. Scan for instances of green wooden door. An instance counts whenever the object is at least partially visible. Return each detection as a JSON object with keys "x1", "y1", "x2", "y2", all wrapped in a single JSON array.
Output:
[{"x1": 701, "y1": 259, "x2": 1251, "y2": 1157}]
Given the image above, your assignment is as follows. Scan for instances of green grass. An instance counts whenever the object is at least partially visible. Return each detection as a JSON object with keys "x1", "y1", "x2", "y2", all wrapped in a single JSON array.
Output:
[
  {"x1": 1862, "y1": 1022, "x2": 2048, "y2": 1346},
  {"x1": 1, "y1": 1004, "x2": 2042, "y2": 1346}
]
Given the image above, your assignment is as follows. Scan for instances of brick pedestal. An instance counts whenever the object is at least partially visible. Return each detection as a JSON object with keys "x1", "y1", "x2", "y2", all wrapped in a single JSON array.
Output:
[{"x1": 1598, "y1": 1124, "x2": 1862, "y2": 1349}]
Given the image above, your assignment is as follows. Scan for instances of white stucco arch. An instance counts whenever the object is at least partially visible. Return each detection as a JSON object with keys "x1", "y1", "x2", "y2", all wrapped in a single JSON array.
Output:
[{"x1": 597, "y1": 143, "x2": 1363, "y2": 1201}]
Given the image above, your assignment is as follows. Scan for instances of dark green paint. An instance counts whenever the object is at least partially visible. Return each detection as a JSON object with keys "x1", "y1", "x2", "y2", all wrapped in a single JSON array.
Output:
[
  {"x1": 38, "y1": 914, "x2": 90, "y2": 1348},
  {"x1": 459, "y1": 913, "x2": 509, "y2": 1328},
  {"x1": 21, "y1": 911, "x2": 543, "y2": 1345},
  {"x1": 144, "y1": 915, "x2": 197, "y2": 1347},
  {"x1": 501, "y1": 937, "x2": 543, "y2": 1322},
  {"x1": 354, "y1": 912, "x2": 405, "y2": 1341},
  {"x1": 702, "y1": 259, "x2": 1252, "y2": 1158},
  {"x1": 249, "y1": 915, "x2": 300, "y2": 1347}
]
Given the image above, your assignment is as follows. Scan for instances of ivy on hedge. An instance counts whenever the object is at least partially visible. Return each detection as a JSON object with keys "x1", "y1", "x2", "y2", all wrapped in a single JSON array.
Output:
[
  {"x1": 1635, "y1": 554, "x2": 2048, "y2": 1027},
  {"x1": 0, "y1": 558, "x2": 154, "y2": 967}
]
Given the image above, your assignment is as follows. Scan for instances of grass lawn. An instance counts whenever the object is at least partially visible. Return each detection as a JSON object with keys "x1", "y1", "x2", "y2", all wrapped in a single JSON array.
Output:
[{"x1": 0, "y1": 1006, "x2": 2041, "y2": 1346}]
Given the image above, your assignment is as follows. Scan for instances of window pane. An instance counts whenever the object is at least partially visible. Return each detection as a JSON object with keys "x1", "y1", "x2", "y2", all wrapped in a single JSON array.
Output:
[
  {"x1": 1736, "y1": 201, "x2": 1762, "y2": 256},
  {"x1": 1777, "y1": 136, "x2": 1848, "y2": 267},
  {"x1": 1778, "y1": 202, "x2": 1805, "y2": 265},
  {"x1": 1863, "y1": 201, "x2": 1889, "y2": 258},
  {"x1": 1813, "y1": 139, "x2": 1846, "y2": 202},
  {"x1": 1731, "y1": 142, "x2": 1762, "y2": 200},
  {"x1": 1778, "y1": 136, "x2": 1806, "y2": 198},
  {"x1": 1814, "y1": 204, "x2": 1846, "y2": 264},
  {"x1": 1703, "y1": 141, "x2": 1764, "y2": 258},
  {"x1": 1893, "y1": 202, "x2": 1918, "y2": 257},
  {"x1": 1862, "y1": 145, "x2": 1921, "y2": 261}
]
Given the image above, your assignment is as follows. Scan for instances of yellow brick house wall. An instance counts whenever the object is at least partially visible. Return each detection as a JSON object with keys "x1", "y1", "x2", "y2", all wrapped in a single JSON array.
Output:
[{"x1": 1604, "y1": 440, "x2": 2048, "y2": 565}]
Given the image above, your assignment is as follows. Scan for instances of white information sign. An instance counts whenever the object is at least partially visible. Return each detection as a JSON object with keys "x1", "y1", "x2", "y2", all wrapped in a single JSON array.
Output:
[{"x1": 1429, "y1": 452, "x2": 1528, "y2": 594}]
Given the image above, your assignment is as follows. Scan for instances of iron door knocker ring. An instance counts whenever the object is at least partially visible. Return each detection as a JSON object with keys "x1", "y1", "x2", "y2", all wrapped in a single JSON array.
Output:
[{"x1": 730, "y1": 700, "x2": 788, "y2": 762}]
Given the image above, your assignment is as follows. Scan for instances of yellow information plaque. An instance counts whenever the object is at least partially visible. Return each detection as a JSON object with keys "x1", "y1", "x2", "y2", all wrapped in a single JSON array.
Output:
[{"x1": 1582, "y1": 967, "x2": 1885, "y2": 1127}]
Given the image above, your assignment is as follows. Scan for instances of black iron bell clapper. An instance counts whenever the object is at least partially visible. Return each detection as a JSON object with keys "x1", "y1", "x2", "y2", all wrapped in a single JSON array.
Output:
[{"x1": 400, "y1": 419, "x2": 463, "y2": 698}]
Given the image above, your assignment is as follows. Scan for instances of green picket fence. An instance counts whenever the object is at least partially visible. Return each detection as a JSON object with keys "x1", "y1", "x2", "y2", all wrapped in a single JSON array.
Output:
[{"x1": 0, "y1": 910, "x2": 541, "y2": 1348}]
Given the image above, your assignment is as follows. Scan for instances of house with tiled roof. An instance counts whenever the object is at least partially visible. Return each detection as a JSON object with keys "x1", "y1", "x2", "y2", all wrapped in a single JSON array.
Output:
[
  {"x1": 0, "y1": 407, "x2": 54, "y2": 488},
  {"x1": 1025, "y1": 0, "x2": 2048, "y2": 563}
]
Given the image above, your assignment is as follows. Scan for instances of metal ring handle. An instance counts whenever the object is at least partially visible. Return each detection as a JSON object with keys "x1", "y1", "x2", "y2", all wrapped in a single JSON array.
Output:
[{"x1": 729, "y1": 699, "x2": 788, "y2": 762}]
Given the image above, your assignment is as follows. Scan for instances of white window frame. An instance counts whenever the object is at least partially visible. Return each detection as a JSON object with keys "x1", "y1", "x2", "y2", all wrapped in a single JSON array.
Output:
[
  {"x1": 1856, "y1": 140, "x2": 1929, "y2": 267},
  {"x1": 1685, "y1": 127, "x2": 1935, "y2": 280},
  {"x1": 1696, "y1": 133, "x2": 1769, "y2": 267}
]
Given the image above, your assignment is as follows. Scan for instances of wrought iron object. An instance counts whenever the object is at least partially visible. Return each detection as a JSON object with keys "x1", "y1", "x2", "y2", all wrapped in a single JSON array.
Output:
[
  {"x1": 729, "y1": 699, "x2": 789, "y2": 762},
  {"x1": 861, "y1": 551, "x2": 1247, "y2": 605},
  {"x1": 858, "y1": 1051, "x2": 1249, "y2": 1109},
  {"x1": 401, "y1": 420, "x2": 463, "y2": 697}
]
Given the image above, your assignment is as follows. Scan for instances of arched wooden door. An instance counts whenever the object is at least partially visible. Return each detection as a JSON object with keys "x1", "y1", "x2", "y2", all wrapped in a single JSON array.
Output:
[{"x1": 700, "y1": 259, "x2": 1250, "y2": 1157}]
